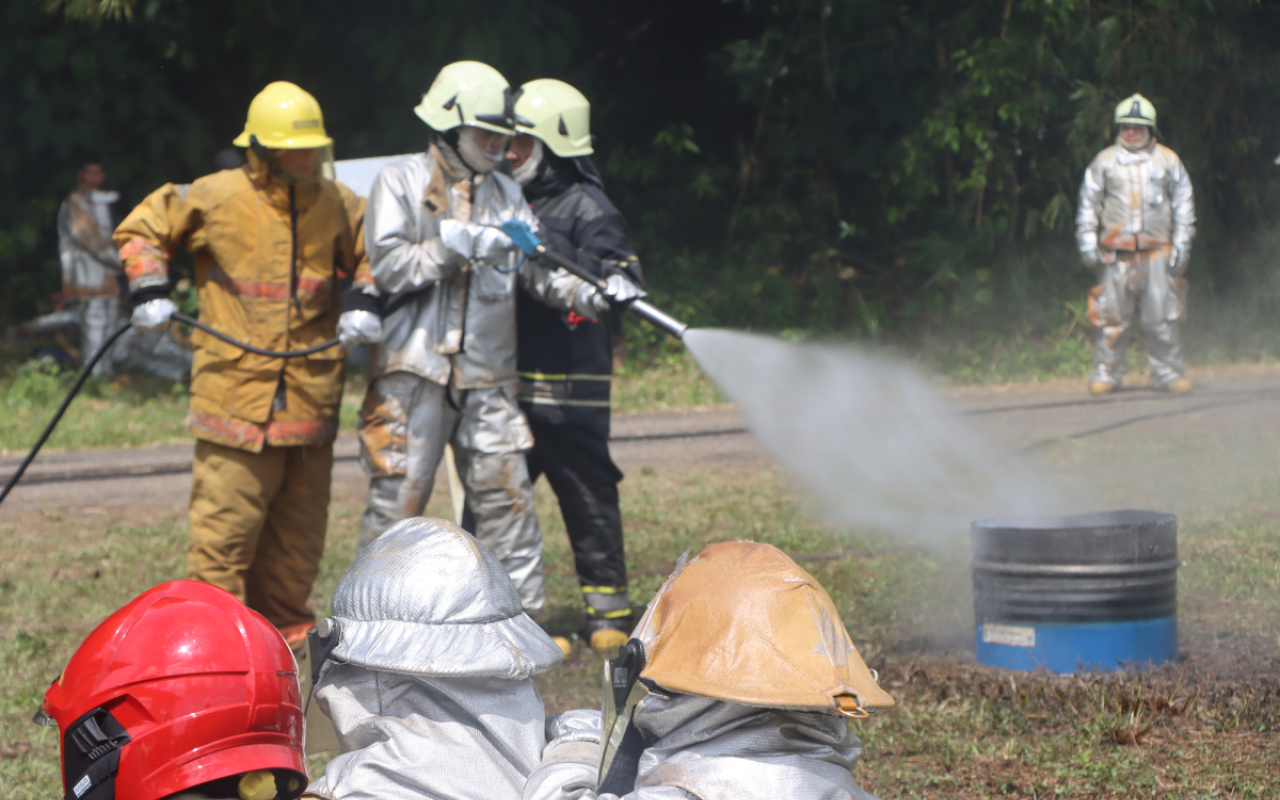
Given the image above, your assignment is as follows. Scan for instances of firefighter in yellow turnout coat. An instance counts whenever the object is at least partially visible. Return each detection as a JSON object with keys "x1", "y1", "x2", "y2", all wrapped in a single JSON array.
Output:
[{"x1": 113, "y1": 83, "x2": 364, "y2": 645}]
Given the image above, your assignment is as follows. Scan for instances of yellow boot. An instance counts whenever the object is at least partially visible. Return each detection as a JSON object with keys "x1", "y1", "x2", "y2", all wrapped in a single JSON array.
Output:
[
  {"x1": 551, "y1": 636, "x2": 573, "y2": 658},
  {"x1": 588, "y1": 628, "x2": 629, "y2": 655},
  {"x1": 1088, "y1": 381, "x2": 1116, "y2": 396},
  {"x1": 1166, "y1": 377, "x2": 1193, "y2": 394}
]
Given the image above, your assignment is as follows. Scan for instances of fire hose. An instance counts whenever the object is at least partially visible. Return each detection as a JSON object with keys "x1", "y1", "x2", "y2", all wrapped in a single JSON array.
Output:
[
  {"x1": 528, "y1": 242, "x2": 689, "y2": 340},
  {"x1": 0, "y1": 314, "x2": 341, "y2": 507}
]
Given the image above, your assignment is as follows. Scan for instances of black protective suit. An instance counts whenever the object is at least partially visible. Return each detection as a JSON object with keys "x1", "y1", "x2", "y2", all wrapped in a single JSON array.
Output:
[{"x1": 517, "y1": 155, "x2": 641, "y2": 635}]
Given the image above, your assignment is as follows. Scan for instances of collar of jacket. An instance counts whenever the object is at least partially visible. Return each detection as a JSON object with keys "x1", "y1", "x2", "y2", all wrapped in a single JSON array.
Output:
[
  {"x1": 243, "y1": 149, "x2": 321, "y2": 212},
  {"x1": 425, "y1": 142, "x2": 483, "y2": 215},
  {"x1": 523, "y1": 157, "x2": 580, "y2": 201}
]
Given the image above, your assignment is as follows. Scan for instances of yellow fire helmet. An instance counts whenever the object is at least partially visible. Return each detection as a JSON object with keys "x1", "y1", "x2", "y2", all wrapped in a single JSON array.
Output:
[
  {"x1": 1114, "y1": 93, "x2": 1157, "y2": 127},
  {"x1": 514, "y1": 78, "x2": 593, "y2": 157},
  {"x1": 232, "y1": 81, "x2": 333, "y2": 149},
  {"x1": 415, "y1": 61, "x2": 517, "y2": 134},
  {"x1": 632, "y1": 541, "x2": 896, "y2": 716}
]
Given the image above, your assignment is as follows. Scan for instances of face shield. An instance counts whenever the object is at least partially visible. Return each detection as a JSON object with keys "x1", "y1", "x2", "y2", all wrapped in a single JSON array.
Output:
[{"x1": 265, "y1": 144, "x2": 333, "y2": 185}]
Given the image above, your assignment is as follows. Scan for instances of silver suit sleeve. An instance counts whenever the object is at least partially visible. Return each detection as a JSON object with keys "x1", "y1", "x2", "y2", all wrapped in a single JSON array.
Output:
[
  {"x1": 1075, "y1": 157, "x2": 1106, "y2": 267},
  {"x1": 366, "y1": 161, "x2": 461, "y2": 295}
]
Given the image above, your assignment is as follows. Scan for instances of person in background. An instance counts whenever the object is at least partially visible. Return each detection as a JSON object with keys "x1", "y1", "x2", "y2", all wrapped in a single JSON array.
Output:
[
  {"x1": 57, "y1": 156, "x2": 123, "y2": 376},
  {"x1": 1076, "y1": 93, "x2": 1196, "y2": 396}
]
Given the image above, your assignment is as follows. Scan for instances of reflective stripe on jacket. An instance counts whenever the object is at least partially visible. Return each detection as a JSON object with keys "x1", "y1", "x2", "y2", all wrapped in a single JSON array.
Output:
[{"x1": 113, "y1": 158, "x2": 365, "y2": 452}]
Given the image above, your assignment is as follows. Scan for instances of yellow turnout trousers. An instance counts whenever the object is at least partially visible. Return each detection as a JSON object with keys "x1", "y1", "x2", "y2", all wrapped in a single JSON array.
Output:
[{"x1": 187, "y1": 439, "x2": 332, "y2": 632}]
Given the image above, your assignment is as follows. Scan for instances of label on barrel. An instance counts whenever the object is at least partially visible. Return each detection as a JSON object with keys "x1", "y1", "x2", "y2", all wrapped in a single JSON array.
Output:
[{"x1": 982, "y1": 624, "x2": 1036, "y2": 647}]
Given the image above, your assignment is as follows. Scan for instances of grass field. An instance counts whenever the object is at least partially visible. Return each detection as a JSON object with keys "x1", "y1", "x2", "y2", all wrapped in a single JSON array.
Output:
[
  {"x1": 0, "y1": 348, "x2": 722, "y2": 455},
  {"x1": 2, "y1": 463, "x2": 1278, "y2": 798}
]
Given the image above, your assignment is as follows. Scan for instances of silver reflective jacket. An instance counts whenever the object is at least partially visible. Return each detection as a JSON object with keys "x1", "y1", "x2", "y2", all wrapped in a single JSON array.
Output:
[
  {"x1": 57, "y1": 189, "x2": 121, "y2": 297},
  {"x1": 1075, "y1": 138, "x2": 1196, "y2": 272},
  {"x1": 524, "y1": 694, "x2": 880, "y2": 800},
  {"x1": 365, "y1": 148, "x2": 599, "y2": 388},
  {"x1": 306, "y1": 518, "x2": 564, "y2": 800}
]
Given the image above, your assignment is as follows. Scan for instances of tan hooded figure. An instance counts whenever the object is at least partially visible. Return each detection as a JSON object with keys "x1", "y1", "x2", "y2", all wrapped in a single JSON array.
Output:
[{"x1": 524, "y1": 541, "x2": 893, "y2": 800}]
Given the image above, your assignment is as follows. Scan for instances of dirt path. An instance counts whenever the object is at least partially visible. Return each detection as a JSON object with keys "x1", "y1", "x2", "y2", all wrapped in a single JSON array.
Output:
[{"x1": 4, "y1": 365, "x2": 1280, "y2": 525}]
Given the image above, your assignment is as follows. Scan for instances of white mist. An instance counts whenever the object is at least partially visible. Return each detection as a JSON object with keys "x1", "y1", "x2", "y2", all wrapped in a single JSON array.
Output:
[{"x1": 684, "y1": 329, "x2": 1076, "y2": 547}]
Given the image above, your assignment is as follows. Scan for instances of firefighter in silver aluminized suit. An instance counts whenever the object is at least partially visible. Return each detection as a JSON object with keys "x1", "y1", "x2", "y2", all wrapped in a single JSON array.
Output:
[
  {"x1": 304, "y1": 517, "x2": 565, "y2": 800},
  {"x1": 523, "y1": 542, "x2": 895, "y2": 800},
  {"x1": 1076, "y1": 93, "x2": 1196, "y2": 396},
  {"x1": 349, "y1": 61, "x2": 637, "y2": 614},
  {"x1": 57, "y1": 157, "x2": 123, "y2": 377}
]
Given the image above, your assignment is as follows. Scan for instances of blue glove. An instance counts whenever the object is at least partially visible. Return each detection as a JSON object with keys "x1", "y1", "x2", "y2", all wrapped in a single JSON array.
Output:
[{"x1": 501, "y1": 219, "x2": 541, "y2": 255}]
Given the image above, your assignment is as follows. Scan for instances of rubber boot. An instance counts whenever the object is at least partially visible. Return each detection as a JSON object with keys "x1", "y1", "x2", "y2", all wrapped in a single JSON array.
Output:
[{"x1": 581, "y1": 614, "x2": 630, "y2": 655}]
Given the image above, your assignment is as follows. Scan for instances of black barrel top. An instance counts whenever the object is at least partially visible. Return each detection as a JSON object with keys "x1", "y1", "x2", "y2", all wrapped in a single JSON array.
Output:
[
  {"x1": 972, "y1": 510, "x2": 1177, "y2": 567},
  {"x1": 971, "y1": 510, "x2": 1178, "y2": 623}
]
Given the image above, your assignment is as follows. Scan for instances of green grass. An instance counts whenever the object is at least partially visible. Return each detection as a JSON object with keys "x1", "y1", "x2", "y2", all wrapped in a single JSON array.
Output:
[
  {"x1": 0, "y1": 361, "x2": 368, "y2": 455},
  {"x1": 2, "y1": 466, "x2": 1278, "y2": 797},
  {"x1": 0, "y1": 344, "x2": 720, "y2": 454}
]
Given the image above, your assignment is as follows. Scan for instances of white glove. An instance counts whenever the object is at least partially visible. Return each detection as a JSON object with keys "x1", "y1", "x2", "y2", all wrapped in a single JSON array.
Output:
[
  {"x1": 131, "y1": 298, "x2": 177, "y2": 332},
  {"x1": 589, "y1": 273, "x2": 647, "y2": 314},
  {"x1": 337, "y1": 309, "x2": 382, "y2": 353},
  {"x1": 439, "y1": 219, "x2": 515, "y2": 263}
]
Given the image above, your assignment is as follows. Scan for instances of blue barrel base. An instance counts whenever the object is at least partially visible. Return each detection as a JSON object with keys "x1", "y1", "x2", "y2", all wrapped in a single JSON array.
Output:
[{"x1": 975, "y1": 617, "x2": 1177, "y2": 674}]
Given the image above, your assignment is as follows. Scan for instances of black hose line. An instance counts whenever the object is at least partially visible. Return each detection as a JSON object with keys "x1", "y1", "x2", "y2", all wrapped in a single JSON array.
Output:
[
  {"x1": 0, "y1": 321, "x2": 133, "y2": 507},
  {"x1": 0, "y1": 316, "x2": 341, "y2": 508},
  {"x1": 172, "y1": 313, "x2": 341, "y2": 358},
  {"x1": 531, "y1": 245, "x2": 689, "y2": 340}
]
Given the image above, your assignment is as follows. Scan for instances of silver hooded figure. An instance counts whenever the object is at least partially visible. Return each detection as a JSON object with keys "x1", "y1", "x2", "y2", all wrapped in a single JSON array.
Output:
[
  {"x1": 304, "y1": 517, "x2": 566, "y2": 800},
  {"x1": 1075, "y1": 134, "x2": 1196, "y2": 389}
]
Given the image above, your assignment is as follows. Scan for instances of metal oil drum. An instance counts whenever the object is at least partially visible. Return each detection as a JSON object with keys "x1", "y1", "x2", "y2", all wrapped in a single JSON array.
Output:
[{"x1": 971, "y1": 510, "x2": 1178, "y2": 673}]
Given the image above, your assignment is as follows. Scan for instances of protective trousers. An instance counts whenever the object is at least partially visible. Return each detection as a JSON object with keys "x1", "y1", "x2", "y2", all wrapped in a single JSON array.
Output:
[
  {"x1": 356, "y1": 372, "x2": 545, "y2": 611},
  {"x1": 525, "y1": 418, "x2": 628, "y2": 619},
  {"x1": 74, "y1": 296, "x2": 120, "y2": 378},
  {"x1": 1088, "y1": 248, "x2": 1186, "y2": 388},
  {"x1": 187, "y1": 439, "x2": 332, "y2": 631}
]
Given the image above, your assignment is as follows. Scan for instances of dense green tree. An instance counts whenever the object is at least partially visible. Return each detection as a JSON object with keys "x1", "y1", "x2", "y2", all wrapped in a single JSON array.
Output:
[{"x1": 5, "y1": 0, "x2": 1280, "y2": 344}]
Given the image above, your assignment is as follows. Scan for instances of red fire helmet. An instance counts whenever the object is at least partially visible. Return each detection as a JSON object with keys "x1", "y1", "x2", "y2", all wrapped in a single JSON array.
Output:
[{"x1": 40, "y1": 580, "x2": 306, "y2": 800}]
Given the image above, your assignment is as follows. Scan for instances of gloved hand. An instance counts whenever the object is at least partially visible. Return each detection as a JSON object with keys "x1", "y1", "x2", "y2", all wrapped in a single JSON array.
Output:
[
  {"x1": 337, "y1": 310, "x2": 382, "y2": 353},
  {"x1": 524, "y1": 711, "x2": 603, "y2": 800},
  {"x1": 589, "y1": 273, "x2": 647, "y2": 314},
  {"x1": 131, "y1": 297, "x2": 177, "y2": 332},
  {"x1": 439, "y1": 219, "x2": 514, "y2": 264},
  {"x1": 500, "y1": 218, "x2": 541, "y2": 255},
  {"x1": 1168, "y1": 246, "x2": 1190, "y2": 276}
]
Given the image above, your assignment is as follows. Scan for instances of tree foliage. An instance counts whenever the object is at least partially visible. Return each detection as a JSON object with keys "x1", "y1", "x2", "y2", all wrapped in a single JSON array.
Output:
[{"x1": 4, "y1": 0, "x2": 1280, "y2": 338}]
